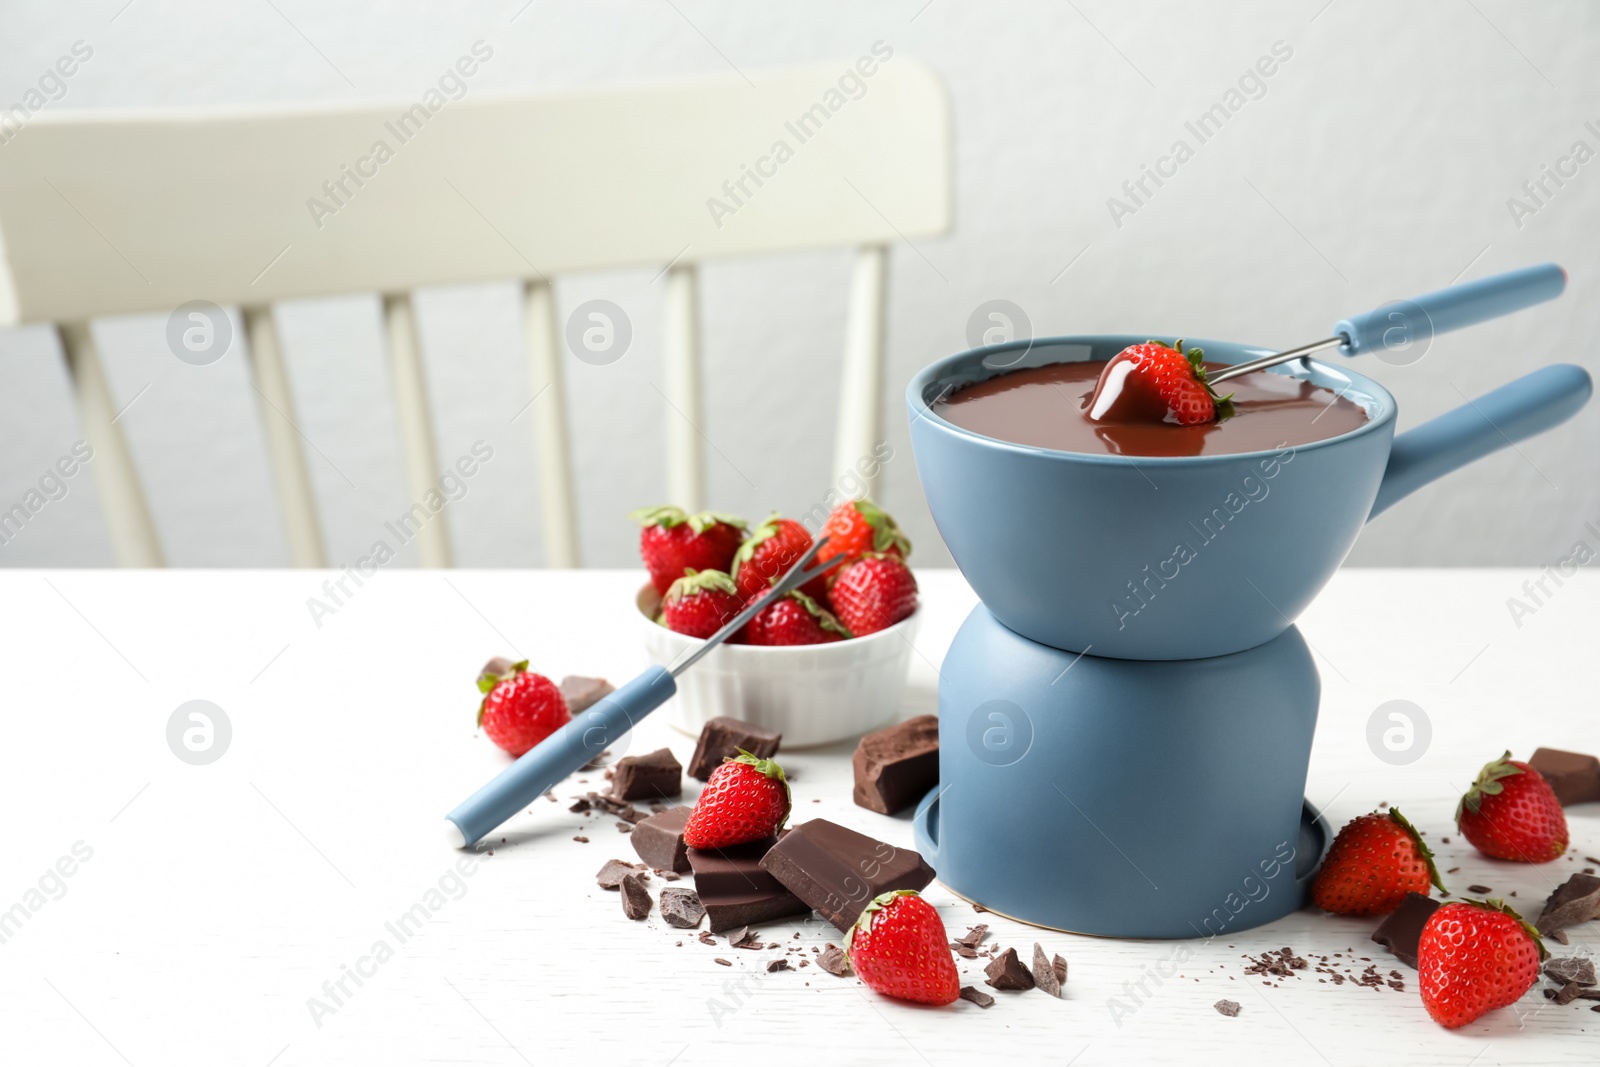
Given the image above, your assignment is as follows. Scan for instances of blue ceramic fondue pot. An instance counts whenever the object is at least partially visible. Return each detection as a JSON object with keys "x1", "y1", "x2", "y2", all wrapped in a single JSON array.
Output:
[
  {"x1": 908, "y1": 337, "x2": 1590, "y2": 660},
  {"x1": 913, "y1": 605, "x2": 1326, "y2": 938}
]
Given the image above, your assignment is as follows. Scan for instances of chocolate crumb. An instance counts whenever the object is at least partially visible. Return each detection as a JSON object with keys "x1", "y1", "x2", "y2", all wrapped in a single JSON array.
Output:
[
  {"x1": 1467, "y1": 884, "x2": 1492, "y2": 894},
  {"x1": 569, "y1": 798, "x2": 591, "y2": 813},
  {"x1": 573, "y1": 835, "x2": 589, "y2": 843},
  {"x1": 959, "y1": 986, "x2": 995, "y2": 1009},
  {"x1": 714, "y1": 958, "x2": 732, "y2": 967},
  {"x1": 1446, "y1": 867, "x2": 1460, "y2": 874},
  {"x1": 767, "y1": 959, "x2": 790, "y2": 972},
  {"x1": 660, "y1": 887, "x2": 705, "y2": 929},
  {"x1": 955, "y1": 924, "x2": 989, "y2": 948},
  {"x1": 1214, "y1": 999, "x2": 1241, "y2": 1017}
]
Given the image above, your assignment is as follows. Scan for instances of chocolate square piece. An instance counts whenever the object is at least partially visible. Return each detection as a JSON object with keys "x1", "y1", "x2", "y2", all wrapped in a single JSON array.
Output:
[
  {"x1": 1529, "y1": 747, "x2": 1600, "y2": 806},
  {"x1": 1371, "y1": 892, "x2": 1441, "y2": 969},
  {"x1": 631, "y1": 805, "x2": 693, "y2": 873},
  {"x1": 1546, "y1": 957, "x2": 1597, "y2": 986},
  {"x1": 610, "y1": 748, "x2": 682, "y2": 802},
  {"x1": 852, "y1": 715, "x2": 939, "y2": 815},
  {"x1": 560, "y1": 675, "x2": 615, "y2": 714},
  {"x1": 688, "y1": 717, "x2": 782, "y2": 781},
  {"x1": 1538, "y1": 873, "x2": 1600, "y2": 935},
  {"x1": 688, "y1": 837, "x2": 808, "y2": 932},
  {"x1": 758, "y1": 819, "x2": 935, "y2": 931}
]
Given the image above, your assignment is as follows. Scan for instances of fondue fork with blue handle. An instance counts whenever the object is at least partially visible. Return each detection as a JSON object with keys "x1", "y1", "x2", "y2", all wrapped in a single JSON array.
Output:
[
  {"x1": 1209, "y1": 262, "x2": 1566, "y2": 385},
  {"x1": 444, "y1": 537, "x2": 839, "y2": 848}
]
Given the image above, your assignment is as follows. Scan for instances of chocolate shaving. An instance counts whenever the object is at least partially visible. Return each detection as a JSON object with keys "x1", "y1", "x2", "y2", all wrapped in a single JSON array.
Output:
[
  {"x1": 713, "y1": 958, "x2": 732, "y2": 967},
  {"x1": 817, "y1": 944, "x2": 852, "y2": 977},
  {"x1": 1032, "y1": 943, "x2": 1063, "y2": 997},
  {"x1": 955, "y1": 924, "x2": 989, "y2": 948},
  {"x1": 619, "y1": 872, "x2": 651, "y2": 920},
  {"x1": 1537, "y1": 874, "x2": 1600, "y2": 935},
  {"x1": 766, "y1": 959, "x2": 790, "y2": 972},
  {"x1": 1546, "y1": 957, "x2": 1597, "y2": 986},
  {"x1": 959, "y1": 986, "x2": 995, "y2": 1009},
  {"x1": 729, "y1": 927, "x2": 764, "y2": 950}
]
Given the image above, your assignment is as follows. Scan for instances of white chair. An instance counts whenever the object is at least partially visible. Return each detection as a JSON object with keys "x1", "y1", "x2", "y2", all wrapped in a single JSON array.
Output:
[{"x1": 0, "y1": 59, "x2": 950, "y2": 567}]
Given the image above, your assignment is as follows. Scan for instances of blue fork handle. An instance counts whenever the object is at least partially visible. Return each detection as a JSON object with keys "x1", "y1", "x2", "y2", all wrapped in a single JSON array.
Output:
[
  {"x1": 445, "y1": 665, "x2": 676, "y2": 848},
  {"x1": 1335, "y1": 263, "x2": 1567, "y2": 357}
]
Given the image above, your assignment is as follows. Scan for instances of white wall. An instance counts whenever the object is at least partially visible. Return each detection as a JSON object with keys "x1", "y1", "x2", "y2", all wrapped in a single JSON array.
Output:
[{"x1": 1, "y1": 0, "x2": 1596, "y2": 569}]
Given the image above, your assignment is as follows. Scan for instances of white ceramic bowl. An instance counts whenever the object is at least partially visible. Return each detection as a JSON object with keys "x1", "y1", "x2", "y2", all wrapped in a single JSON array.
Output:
[{"x1": 635, "y1": 585, "x2": 919, "y2": 748}]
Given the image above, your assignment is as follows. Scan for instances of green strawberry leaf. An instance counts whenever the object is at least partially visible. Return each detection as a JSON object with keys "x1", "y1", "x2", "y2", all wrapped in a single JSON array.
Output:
[
  {"x1": 664, "y1": 568, "x2": 738, "y2": 602},
  {"x1": 730, "y1": 512, "x2": 783, "y2": 579},
  {"x1": 1455, "y1": 750, "x2": 1524, "y2": 823},
  {"x1": 789, "y1": 590, "x2": 854, "y2": 639},
  {"x1": 628, "y1": 504, "x2": 689, "y2": 529},
  {"x1": 1388, "y1": 807, "x2": 1447, "y2": 896},
  {"x1": 854, "y1": 499, "x2": 912, "y2": 559},
  {"x1": 848, "y1": 888, "x2": 923, "y2": 944},
  {"x1": 685, "y1": 510, "x2": 747, "y2": 535}
]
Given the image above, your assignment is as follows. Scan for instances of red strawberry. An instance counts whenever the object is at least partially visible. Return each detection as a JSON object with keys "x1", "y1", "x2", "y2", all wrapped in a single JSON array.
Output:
[
  {"x1": 1086, "y1": 339, "x2": 1234, "y2": 426},
  {"x1": 745, "y1": 590, "x2": 851, "y2": 646},
  {"x1": 731, "y1": 514, "x2": 826, "y2": 600},
  {"x1": 818, "y1": 499, "x2": 910, "y2": 579},
  {"x1": 681, "y1": 752, "x2": 791, "y2": 849},
  {"x1": 476, "y1": 658, "x2": 570, "y2": 757},
  {"x1": 660, "y1": 569, "x2": 745, "y2": 640},
  {"x1": 1418, "y1": 899, "x2": 1546, "y2": 1029},
  {"x1": 829, "y1": 554, "x2": 918, "y2": 637},
  {"x1": 630, "y1": 506, "x2": 747, "y2": 595},
  {"x1": 847, "y1": 890, "x2": 960, "y2": 1006},
  {"x1": 1310, "y1": 808, "x2": 1444, "y2": 916},
  {"x1": 1455, "y1": 751, "x2": 1568, "y2": 863}
]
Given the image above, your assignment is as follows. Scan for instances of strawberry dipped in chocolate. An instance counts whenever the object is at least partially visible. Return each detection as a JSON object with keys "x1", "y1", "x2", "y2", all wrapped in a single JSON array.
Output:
[{"x1": 1086, "y1": 339, "x2": 1234, "y2": 426}]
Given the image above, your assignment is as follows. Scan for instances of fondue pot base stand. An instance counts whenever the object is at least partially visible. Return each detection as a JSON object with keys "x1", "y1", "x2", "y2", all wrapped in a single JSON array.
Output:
[{"x1": 913, "y1": 604, "x2": 1330, "y2": 939}]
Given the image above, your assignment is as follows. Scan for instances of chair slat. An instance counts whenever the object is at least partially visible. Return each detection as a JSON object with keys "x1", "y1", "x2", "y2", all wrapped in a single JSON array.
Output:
[
  {"x1": 56, "y1": 322, "x2": 165, "y2": 566},
  {"x1": 382, "y1": 293, "x2": 452, "y2": 568},
  {"x1": 833, "y1": 245, "x2": 888, "y2": 498},
  {"x1": 523, "y1": 280, "x2": 580, "y2": 567},
  {"x1": 662, "y1": 264, "x2": 704, "y2": 513},
  {"x1": 244, "y1": 306, "x2": 327, "y2": 567}
]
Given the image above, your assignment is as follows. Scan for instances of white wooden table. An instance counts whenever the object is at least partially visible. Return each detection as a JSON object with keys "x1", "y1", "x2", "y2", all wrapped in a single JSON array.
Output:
[{"x1": 0, "y1": 568, "x2": 1595, "y2": 1065}]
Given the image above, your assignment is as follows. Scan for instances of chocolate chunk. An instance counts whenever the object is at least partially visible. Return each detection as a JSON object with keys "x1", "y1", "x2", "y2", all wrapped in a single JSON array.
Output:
[
  {"x1": 852, "y1": 715, "x2": 939, "y2": 815},
  {"x1": 984, "y1": 947, "x2": 1035, "y2": 991},
  {"x1": 758, "y1": 819, "x2": 936, "y2": 931},
  {"x1": 1467, "y1": 885, "x2": 1493, "y2": 894},
  {"x1": 620, "y1": 872, "x2": 651, "y2": 920},
  {"x1": 766, "y1": 959, "x2": 790, "y2": 972},
  {"x1": 1546, "y1": 957, "x2": 1597, "y2": 986},
  {"x1": 1214, "y1": 999, "x2": 1241, "y2": 1017},
  {"x1": 689, "y1": 838, "x2": 809, "y2": 932},
  {"x1": 660, "y1": 887, "x2": 705, "y2": 929},
  {"x1": 1538, "y1": 874, "x2": 1600, "y2": 935},
  {"x1": 959, "y1": 986, "x2": 995, "y2": 1008},
  {"x1": 559, "y1": 674, "x2": 615, "y2": 714},
  {"x1": 688, "y1": 717, "x2": 782, "y2": 781},
  {"x1": 569, "y1": 798, "x2": 591, "y2": 813},
  {"x1": 631, "y1": 805, "x2": 693, "y2": 873},
  {"x1": 1371, "y1": 892, "x2": 1441, "y2": 969},
  {"x1": 596, "y1": 858, "x2": 645, "y2": 889},
  {"x1": 1032, "y1": 943, "x2": 1063, "y2": 997},
  {"x1": 610, "y1": 748, "x2": 682, "y2": 802},
  {"x1": 1555, "y1": 981, "x2": 1585, "y2": 1006},
  {"x1": 728, "y1": 927, "x2": 763, "y2": 950},
  {"x1": 478, "y1": 657, "x2": 515, "y2": 685},
  {"x1": 817, "y1": 943, "x2": 852, "y2": 977},
  {"x1": 1529, "y1": 747, "x2": 1600, "y2": 806}
]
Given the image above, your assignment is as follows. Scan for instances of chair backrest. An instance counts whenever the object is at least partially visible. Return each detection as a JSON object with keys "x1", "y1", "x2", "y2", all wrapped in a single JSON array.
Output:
[{"x1": 0, "y1": 57, "x2": 950, "y2": 567}]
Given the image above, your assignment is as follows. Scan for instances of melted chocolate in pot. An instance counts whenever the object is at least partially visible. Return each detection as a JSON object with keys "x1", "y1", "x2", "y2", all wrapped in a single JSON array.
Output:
[{"x1": 932, "y1": 360, "x2": 1369, "y2": 458}]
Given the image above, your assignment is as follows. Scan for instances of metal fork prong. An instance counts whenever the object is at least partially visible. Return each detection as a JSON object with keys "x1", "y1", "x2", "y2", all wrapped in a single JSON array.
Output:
[{"x1": 667, "y1": 536, "x2": 832, "y2": 678}]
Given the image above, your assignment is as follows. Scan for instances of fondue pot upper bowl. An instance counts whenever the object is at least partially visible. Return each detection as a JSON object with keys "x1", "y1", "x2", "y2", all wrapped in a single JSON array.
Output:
[{"x1": 908, "y1": 335, "x2": 1590, "y2": 660}]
